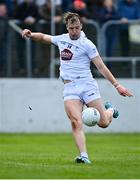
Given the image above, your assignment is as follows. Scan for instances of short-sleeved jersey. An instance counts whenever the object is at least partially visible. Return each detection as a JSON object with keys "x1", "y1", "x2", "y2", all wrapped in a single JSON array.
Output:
[{"x1": 51, "y1": 31, "x2": 99, "y2": 80}]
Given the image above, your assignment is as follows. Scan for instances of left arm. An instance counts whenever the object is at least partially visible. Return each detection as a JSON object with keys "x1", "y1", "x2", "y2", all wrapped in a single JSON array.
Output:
[{"x1": 92, "y1": 56, "x2": 133, "y2": 97}]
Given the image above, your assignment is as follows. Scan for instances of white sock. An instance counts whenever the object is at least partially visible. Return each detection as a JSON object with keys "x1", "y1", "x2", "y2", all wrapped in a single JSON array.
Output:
[{"x1": 81, "y1": 152, "x2": 88, "y2": 158}]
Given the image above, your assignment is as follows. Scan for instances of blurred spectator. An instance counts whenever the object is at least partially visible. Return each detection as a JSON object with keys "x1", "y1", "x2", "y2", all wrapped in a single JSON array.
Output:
[
  {"x1": 17, "y1": 0, "x2": 24, "y2": 3},
  {"x1": 5, "y1": 0, "x2": 13, "y2": 17},
  {"x1": 14, "y1": 0, "x2": 39, "y2": 75},
  {"x1": 137, "y1": 0, "x2": 140, "y2": 7},
  {"x1": 38, "y1": 0, "x2": 63, "y2": 76},
  {"x1": 118, "y1": 0, "x2": 140, "y2": 56},
  {"x1": 86, "y1": 0, "x2": 103, "y2": 20},
  {"x1": 14, "y1": 0, "x2": 38, "y2": 25},
  {"x1": 98, "y1": 0, "x2": 120, "y2": 57},
  {"x1": 61, "y1": 0, "x2": 73, "y2": 12},
  {"x1": 69, "y1": 0, "x2": 88, "y2": 22},
  {"x1": 38, "y1": 0, "x2": 62, "y2": 22},
  {"x1": 0, "y1": 1, "x2": 8, "y2": 76}
]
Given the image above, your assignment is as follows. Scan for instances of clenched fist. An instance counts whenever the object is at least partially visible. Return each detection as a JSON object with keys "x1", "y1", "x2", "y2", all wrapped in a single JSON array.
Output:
[{"x1": 22, "y1": 29, "x2": 32, "y2": 38}]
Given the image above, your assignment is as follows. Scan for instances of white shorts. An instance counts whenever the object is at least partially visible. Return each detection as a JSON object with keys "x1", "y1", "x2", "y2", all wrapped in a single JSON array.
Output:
[{"x1": 63, "y1": 79, "x2": 101, "y2": 104}]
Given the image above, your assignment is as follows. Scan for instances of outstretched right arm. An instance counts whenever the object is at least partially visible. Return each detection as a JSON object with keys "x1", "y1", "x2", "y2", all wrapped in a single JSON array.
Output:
[{"x1": 22, "y1": 29, "x2": 52, "y2": 44}]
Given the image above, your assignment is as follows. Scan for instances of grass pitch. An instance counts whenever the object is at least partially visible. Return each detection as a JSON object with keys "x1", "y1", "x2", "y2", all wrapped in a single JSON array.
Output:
[{"x1": 0, "y1": 133, "x2": 140, "y2": 179}]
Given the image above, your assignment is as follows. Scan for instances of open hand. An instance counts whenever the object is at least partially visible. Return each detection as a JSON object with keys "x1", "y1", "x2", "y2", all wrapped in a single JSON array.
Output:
[{"x1": 116, "y1": 84, "x2": 133, "y2": 97}]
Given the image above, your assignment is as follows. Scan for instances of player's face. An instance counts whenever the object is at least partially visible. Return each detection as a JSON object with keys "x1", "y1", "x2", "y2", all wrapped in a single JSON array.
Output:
[{"x1": 67, "y1": 21, "x2": 82, "y2": 40}]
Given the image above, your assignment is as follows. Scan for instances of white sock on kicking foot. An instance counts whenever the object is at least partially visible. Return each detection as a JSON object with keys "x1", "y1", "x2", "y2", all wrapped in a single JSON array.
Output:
[{"x1": 81, "y1": 152, "x2": 88, "y2": 158}]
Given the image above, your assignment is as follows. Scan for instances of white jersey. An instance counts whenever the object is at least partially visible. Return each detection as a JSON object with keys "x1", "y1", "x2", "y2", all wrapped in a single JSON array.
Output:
[{"x1": 51, "y1": 31, "x2": 99, "y2": 80}]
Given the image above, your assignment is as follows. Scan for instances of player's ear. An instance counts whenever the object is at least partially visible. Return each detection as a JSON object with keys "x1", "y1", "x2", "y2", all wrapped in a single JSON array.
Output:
[{"x1": 66, "y1": 24, "x2": 69, "y2": 31}]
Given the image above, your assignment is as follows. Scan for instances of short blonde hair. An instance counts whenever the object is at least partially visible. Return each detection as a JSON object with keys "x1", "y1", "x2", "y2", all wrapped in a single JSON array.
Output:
[{"x1": 63, "y1": 12, "x2": 81, "y2": 25}]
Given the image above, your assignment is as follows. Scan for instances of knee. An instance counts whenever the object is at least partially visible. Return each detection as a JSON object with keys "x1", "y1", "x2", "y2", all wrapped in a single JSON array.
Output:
[
  {"x1": 71, "y1": 119, "x2": 83, "y2": 131},
  {"x1": 67, "y1": 111, "x2": 82, "y2": 130}
]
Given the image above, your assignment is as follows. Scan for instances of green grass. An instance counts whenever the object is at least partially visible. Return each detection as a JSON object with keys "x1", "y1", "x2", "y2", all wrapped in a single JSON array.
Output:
[{"x1": 0, "y1": 133, "x2": 140, "y2": 179}]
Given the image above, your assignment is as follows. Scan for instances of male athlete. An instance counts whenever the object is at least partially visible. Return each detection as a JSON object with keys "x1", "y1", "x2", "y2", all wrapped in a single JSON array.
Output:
[{"x1": 22, "y1": 12, "x2": 133, "y2": 164}]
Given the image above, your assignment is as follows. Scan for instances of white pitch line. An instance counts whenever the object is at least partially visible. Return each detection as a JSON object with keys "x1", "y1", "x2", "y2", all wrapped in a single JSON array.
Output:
[{"x1": 2, "y1": 161, "x2": 48, "y2": 168}]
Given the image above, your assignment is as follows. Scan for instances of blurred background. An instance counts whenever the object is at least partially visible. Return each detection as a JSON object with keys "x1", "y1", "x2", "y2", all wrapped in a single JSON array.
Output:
[
  {"x1": 0, "y1": 0, "x2": 140, "y2": 78},
  {"x1": 0, "y1": 0, "x2": 140, "y2": 133}
]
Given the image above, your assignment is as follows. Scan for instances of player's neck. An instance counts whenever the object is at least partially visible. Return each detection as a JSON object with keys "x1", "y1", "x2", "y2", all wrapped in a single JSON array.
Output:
[{"x1": 69, "y1": 33, "x2": 81, "y2": 40}]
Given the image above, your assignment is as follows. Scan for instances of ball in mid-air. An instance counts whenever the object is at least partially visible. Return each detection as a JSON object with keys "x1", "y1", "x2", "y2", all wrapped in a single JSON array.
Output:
[{"x1": 82, "y1": 107, "x2": 100, "y2": 126}]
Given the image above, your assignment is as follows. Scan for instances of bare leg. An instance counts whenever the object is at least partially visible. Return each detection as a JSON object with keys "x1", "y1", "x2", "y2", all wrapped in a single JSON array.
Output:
[
  {"x1": 87, "y1": 98, "x2": 113, "y2": 128},
  {"x1": 64, "y1": 99, "x2": 87, "y2": 154}
]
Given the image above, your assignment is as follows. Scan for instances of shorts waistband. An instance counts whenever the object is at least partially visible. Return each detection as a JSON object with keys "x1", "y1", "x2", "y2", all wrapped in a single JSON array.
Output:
[
  {"x1": 62, "y1": 76, "x2": 83, "y2": 84},
  {"x1": 61, "y1": 76, "x2": 93, "y2": 84},
  {"x1": 63, "y1": 79, "x2": 72, "y2": 84}
]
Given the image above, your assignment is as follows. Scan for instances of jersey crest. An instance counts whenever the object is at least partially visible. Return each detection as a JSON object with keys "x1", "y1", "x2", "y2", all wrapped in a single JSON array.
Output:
[{"x1": 61, "y1": 49, "x2": 73, "y2": 61}]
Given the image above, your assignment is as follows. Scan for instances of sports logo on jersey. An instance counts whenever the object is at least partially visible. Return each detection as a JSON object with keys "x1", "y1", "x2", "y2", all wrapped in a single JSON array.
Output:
[
  {"x1": 61, "y1": 49, "x2": 73, "y2": 61},
  {"x1": 92, "y1": 48, "x2": 97, "y2": 54},
  {"x1": 67, "y1": 43, "x2": 72, "y2": 49}
]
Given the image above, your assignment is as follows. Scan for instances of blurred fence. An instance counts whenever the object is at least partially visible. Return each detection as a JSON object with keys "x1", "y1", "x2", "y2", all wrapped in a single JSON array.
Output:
[{"x1": 0, "y1": 19, "x2": 140, "y2": 78}]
